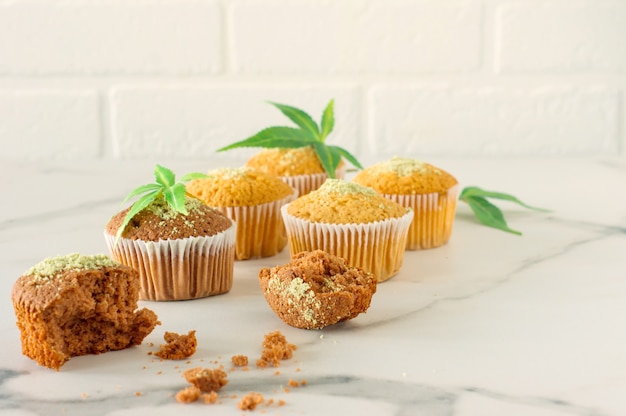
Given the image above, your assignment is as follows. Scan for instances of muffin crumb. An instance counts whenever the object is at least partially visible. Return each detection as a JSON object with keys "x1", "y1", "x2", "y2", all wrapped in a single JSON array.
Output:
[
  {"x1": 183, "y1": 367, "x2": 228, "y2": 393},
  {"x1": 155, "y1": 330, "x2": 197, "y2": 360},
  {"x1": 231, "y1": 354, "x2": 249, "y2": 367},
  {"x1": 238, "y1": 392, "x2": 264, "y2": 411},
  {"x1": 256, "y1": 331, "x2": 297, "y2": 368}
]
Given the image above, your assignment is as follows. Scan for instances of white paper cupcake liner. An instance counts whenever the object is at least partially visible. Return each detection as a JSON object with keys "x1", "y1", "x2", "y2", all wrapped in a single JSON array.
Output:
[
  {"x1": 104, "y1": 223, "x2": 236, "y2": 301},
  {"x1": 217, "y1": 190, "x2": 297, "y2": 260},
  {"x1": 280, "y1": 165, "x2": 346, "y2": 196},
  {"x1": 384, "y1": 184, "x2": 459, "y2": 250},
  {"x1": 281, "y1": 205, "x2": 414, "y2": 282}
]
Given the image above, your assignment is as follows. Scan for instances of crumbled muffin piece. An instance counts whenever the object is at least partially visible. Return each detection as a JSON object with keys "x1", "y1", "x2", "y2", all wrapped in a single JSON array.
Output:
[
  {"x1": 238, "y1": 392, "x2": 264, "y2": 411},
  {"x1": 256, "y1": 331, "x2": 296, "y2": 368},
  {"x1": 183, "y1": 367, "x2": 228, "y2": 393},
  {"x1": 155, "y1": 330, "x2": 197, "y2": 360},
  {"x1": 259, "y1": 250, "x2": 377, "y2": 329},
  {"x1": 12, "y1": 254, "x2": 159, "y2": 370},
  {"x1": 201, "y1": 391, "x2": 219, "y2": 404},
  {"x1": 231, "y1": 354, "x2": 249, "y2": 367},
  {"x1": 175, "y1": 386, "x2": 201, "y2": 403}
]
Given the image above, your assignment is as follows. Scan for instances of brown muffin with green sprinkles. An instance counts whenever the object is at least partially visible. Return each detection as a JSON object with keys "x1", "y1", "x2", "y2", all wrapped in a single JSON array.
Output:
[{"x1": 104, "y1": 165, "x2": 236, "y2": 301}]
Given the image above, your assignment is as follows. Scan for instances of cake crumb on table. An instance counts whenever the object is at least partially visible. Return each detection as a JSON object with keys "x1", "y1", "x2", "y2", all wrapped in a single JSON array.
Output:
[
  {"x1": 175, "y1": 386, "x2": 201, "y2": 403},
  {"x1": 183, "y1": 367, "x2": 228, "y2": 393},
  {"x1": 155, "y1": 330, "x2": 197, "y2": 360},
  {"x1": 238, "y1": 392, "x2": 264, "y2": 411},
  {"x1": 231, "y1": 354, "x2": 249, "y2": 367},
  {"x1": 256, "y1": 331, "x2": 296, "y2": 368}
]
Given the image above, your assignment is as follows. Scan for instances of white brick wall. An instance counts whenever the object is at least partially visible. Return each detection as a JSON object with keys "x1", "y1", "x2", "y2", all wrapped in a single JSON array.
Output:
[{"x1": 0, "y1": 0, "x2": 624, "y2": 162}]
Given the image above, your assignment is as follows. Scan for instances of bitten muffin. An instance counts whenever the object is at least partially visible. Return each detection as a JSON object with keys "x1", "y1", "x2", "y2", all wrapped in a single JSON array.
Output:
[
  {"x1": 259, "y1": 250, "x2": 376, "y2": 329},
  {"x1": 187, "y1": 167, "x2": 297, "y2": 260},
  {"x1": 104, "y1": 196, "x2": 236, "y2": 301},
  {"x1": 11, "y1": 253, "x2": 159, "y2": 370},
  {"x1": 245, "y1": 146, "x2": 346, "y2": 196},
  {"x1": 352, "y1": 157, "x2": 459, "y2": 250},
  {"x1": 282, "y1": 179, "x2": 413, "y2": 282}
]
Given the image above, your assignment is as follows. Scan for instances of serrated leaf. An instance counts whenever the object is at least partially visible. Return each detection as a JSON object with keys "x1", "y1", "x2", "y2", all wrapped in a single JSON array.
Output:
[
  {"x1": 154, "y1": 164, "x2": 175, "y2": 188},
  {"x1": 268, "y1": 101, "x2": 320, "y2": 139},
  {"x1": 163, "y1": 183, "x2": 188, "y2": 215},
  {"x1": 115, "y1": 192, "x2": 159, "y2": 243},
  {"x1": 313, "y1": 142, "x2": 341, "y2": 178},
  {"x1": 320, "y1": 99, "x2": 335, "y2": 141},
  {"x1": 463, "y1": 195, "x2": 522, "y2": 235},
  {"x1": 179, "y1": 172, "x2": 209, "y2": 182},
  {"x1": 326, "y1": 145, "x2": 363, "y2": 170},
  {"x1": 460, "y1": 186, "x2": 549, "y2": 212},
  {"x1": 121, "y1": 183, "x2": 162, "y2": 205},
  {"x1": 217, "y1": 126, "x2": 317, "y2": 152}
]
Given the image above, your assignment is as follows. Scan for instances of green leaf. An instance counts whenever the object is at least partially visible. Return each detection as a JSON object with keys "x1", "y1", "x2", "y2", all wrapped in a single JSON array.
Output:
[
  {"x1": 313, "y1": 142, "x2": 341, "y2": 179},
  {"x1": 460, "y1": 186, "x2": 550, "y2": 212},
  {"x1": 327, "y1": 145, "x2": 363, "y2": 170},
  {"x1": 116, "y1": 192, "x2": 159, "y2": 243},
  {"x1": 320, "y1": 99, "x2": 335, "y2": 141},
  {"x1": 154, "y1": 164, "x2": 176, "y2": 188},
  {"x1": 463, "y1": 195, "x2": 522, "y2": 235},
  {"x1": 179, "y1": 172, "x2": 209, "y2": 182},
  {"x1": 268, "y1": 102, "x2": 320, "y2": 139},
  {"x1": 121, "y1": 183, "x2": 162, "y2": 205},
  {"x1": 163, "y1": 183, "x2": 188, "y2": 215},
  {"x1": 217, "y1": 126, "x2": 317, "y2": 152}
]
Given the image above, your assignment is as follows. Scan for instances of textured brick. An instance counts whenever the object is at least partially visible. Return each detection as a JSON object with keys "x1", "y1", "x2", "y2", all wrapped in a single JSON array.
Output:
[
  {"x1": 231, "y1": 0, "x2": 481, "y2": 73},
  {"x1": 0, "y1": 0, "x2": 221, "y2": 74},
  {"x1": 496, "y1": 2, "x2": 626, "y2": 72},
  {"x1": 110, "y1": 86, "x2": 361, "y2": 159},
  {"x1": 0, "y1": 90, "x2": 100, "y2": 160},
  {"x1": 370, "y1": 86, "x2": 619, "y2": 157}
]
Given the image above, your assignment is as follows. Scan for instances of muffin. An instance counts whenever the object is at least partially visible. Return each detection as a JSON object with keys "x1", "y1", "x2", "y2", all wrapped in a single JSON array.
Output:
[
  {"x1": 245, "y1": 146, "x2": 346, "y2": 196},
  {"x1": 353, "y1": 157, "x2": 459, "y2": 250},
  {"x1": 281, "y1": 179, "x2": 413, "y2": 282},
  {"x1": 259, "y1": 250, "x2": 377, "y2": 329},
  {"x1": 104, "y1": 196, "x2": 236, "y2": 301},
  {"x1": 187, "y1": 167, "x2": 297, "y2": 260},
  {"x1": 11, "y1": 253, "x2": 159, "y2": 370}
]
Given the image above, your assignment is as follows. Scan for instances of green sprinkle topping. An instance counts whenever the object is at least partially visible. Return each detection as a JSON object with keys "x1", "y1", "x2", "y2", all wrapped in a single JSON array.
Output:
[
  {"x1": 26, "y1": 253, "x2": 119, "y2": 283},
  {"x1": 371, "y1": 156, "x2": 428, "y2": 177},
  {"x1": 210, "y1": 167, "x2": 250, "y2": 180},
  {"x1": 316, "y1": 179, "x2": 378, "y2": 197},
  {"x1": 147, "y1": 195, "x2": 204, "y2": 220}
]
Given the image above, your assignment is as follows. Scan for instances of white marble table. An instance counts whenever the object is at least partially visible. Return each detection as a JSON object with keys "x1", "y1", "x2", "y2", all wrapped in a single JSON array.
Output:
[{"x1": 1, "y1": 157, "x2": 625, "y2": 416}]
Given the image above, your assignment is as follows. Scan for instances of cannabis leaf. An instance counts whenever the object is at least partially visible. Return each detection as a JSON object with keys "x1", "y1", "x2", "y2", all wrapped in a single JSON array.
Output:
[
  {"x1": 460, "y1": 186, "x2": 550, "y2": 235},
  {"x1": 115, "y1": 164, "x2": 208, "y2": 242},
  {"x1": 217, "y1": 99, "x2": 362, "y2": 178}
]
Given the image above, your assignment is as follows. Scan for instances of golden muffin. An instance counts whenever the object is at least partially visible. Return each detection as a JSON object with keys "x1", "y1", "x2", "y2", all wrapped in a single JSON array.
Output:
[
  {"x1": 187, "y1": 167, "x2": 297, "y2": 260},
  {"x1": 353, "y1": 157, "x2": 459, "y2": 250},
  {"x1": 281, "y1": 179, "x2": 413, "y2": 282}
]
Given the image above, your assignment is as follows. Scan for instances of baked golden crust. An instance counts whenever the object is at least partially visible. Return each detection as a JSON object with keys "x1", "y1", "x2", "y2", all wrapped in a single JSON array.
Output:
[
  {"x1": 286, "y1": 179, "x2": 407, "y2": 224},
  {"x1": 187, "y1": 167, "x2": 294, "y2": 207},
  {"x1": 246, "y1": 146, "x2": 326, "y2": 176},
  {"x1": 12, "y1": 258, "x2": 159, "y2": 370},
  {"x1": 258, "y1": 250, "x2": 376, "y2": 329},
  {"x1": 353, "y1": 157, "x2": 458, "y2": 195}
]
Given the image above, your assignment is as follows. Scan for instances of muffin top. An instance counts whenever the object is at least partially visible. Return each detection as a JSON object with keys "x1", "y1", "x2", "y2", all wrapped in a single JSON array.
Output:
[
  {"x1": 246, "y1": 146, "x2": 343, "y2": 177},
  {"x1": 352, "y1": 157, "x2": 458, "y2": 195},
  {"x1": 105, "y1": 196, "x2": 233, "y2": 241},
  {"x1": 186, "y1": 167, "x2": 295, "y2": 207},
  {"x1": 21, "y1": 253, "x2": 121, "y2": 286},
  {"x1": 286, "y1": 179, "x2": 408, "y2": 224}
]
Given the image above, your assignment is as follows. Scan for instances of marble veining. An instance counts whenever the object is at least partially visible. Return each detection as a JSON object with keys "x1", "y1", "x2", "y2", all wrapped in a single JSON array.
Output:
[{"x1": 1, "y1": 158, "x2": 625, "y2": 416}]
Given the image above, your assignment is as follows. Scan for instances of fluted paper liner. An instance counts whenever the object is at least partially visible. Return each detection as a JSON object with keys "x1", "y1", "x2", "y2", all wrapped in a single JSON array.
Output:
[
  {"x1": 217, "y1": 190, "x2": 297, "y2": 260},
  {"x1": 281, "y1": 206, "x2": 414, "y2": 282},
  {"x1": 104, "y1": 223, "x2": 236, "y2": 301},
  {"x1": 384, "y1": 185, "x2": 459, "y2": 250},
  {"x1": 280, "y1": 165, "x2": 346, "y2": 197}
]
